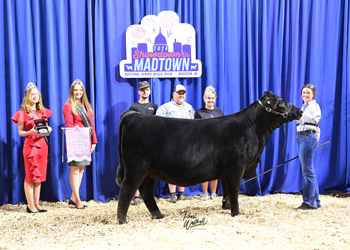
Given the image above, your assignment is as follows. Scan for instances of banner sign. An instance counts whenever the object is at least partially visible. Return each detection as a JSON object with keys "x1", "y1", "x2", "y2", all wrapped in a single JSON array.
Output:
[
  {"x1": 120, "y1": 11, "x2": 202, "y2": 78},
  {"x1": 65, "y1": 128, "x2": 91, "y2": 163}
]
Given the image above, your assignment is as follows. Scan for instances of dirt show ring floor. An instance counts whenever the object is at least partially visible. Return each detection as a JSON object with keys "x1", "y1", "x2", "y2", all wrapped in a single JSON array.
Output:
[{"x1": 0, "y1": 193, "x2": 349, "y2": 250}]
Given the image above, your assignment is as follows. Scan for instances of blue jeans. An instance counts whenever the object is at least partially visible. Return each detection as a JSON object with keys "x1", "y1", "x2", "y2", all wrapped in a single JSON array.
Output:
[{"x1": 297, "y1": 133, "x2": 321, "y2": 209}]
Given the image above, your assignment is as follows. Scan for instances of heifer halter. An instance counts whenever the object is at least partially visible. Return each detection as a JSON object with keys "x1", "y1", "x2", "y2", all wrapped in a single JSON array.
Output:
[
  {"x1": 257, "y1": 99, "x2": 292, "y2": 121},
  {"x1": 257, "y1": 98, "x2": 293, "y2": 157}
]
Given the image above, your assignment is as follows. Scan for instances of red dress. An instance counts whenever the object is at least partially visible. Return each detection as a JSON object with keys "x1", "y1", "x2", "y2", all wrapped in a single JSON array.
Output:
[
  {"x1": 63, "y1": 103, "x2": 98, "y2": 144},
  {"x1": 11, "y1": 109, "x2": 53, "y2": 183}
]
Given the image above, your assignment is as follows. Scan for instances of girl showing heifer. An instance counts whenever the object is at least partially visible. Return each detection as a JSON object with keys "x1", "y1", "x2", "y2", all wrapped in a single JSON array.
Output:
[{"x1": 296, "y1": 84, "x2": 321, "y2": 210}]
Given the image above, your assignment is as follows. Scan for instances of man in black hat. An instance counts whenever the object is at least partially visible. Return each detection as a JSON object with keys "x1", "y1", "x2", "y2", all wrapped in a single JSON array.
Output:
[
  {"x1": 129, "y1": 80, "x2": 157, "y2": 205},
  {"x1": 129, "y1": 81, "x2": 158, "y2": 115}
]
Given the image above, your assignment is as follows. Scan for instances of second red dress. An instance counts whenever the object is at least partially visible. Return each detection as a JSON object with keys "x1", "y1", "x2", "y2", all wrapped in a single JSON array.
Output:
[{"x1": 63, "y1": 103, "x2": 98, "y2": 145}]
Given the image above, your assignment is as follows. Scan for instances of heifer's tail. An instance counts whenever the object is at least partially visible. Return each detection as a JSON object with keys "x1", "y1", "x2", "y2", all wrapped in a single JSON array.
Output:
[
  {"x1": 116, "y1": 163, "x2": 124, "y2": 186},
  {"x1": 116, "y1": 110, "x2": 135, "y2": 186}
]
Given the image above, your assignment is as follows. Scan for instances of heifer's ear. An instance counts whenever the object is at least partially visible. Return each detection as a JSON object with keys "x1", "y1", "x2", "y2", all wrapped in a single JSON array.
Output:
[{"x1": 264, "y1": 91, "x2": 273, "y2": 96}]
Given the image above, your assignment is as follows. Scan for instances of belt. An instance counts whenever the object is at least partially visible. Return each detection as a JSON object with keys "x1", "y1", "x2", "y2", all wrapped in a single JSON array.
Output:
[{"x1": 296, "y1": 130, "x2": 315, "y2": 137}]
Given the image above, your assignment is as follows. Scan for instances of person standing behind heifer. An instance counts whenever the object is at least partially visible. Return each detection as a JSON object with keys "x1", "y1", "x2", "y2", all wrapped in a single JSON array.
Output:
[
  {"x1": 194, "y1": 86, "x2": 224, "y2": 201},
  {"x1": 129, "y1": 80, "x2": 157, "y2": 205},
  {"x1": 296, "y1": 84, "x2": 321, "y2": 210},
  {"x1": 156, "y1": 84, "x2": 195, "y2": 203}
]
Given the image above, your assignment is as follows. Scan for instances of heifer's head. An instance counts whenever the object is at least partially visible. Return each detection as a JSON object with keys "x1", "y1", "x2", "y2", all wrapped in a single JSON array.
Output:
[{"x1": 258, "y1": 91, "x2": 302, "y2": 122}]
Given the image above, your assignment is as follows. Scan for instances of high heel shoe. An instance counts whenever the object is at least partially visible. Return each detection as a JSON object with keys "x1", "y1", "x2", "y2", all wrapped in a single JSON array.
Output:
[
  {"x1": 35, "y1": 204, "x2": 47, "y2": 212},
  {"x1": 68, "y1": 199, "x2": 76, "y2": 206},
  {"x1": 26, "y1": 206, "x2": 39, "y2": 213},
  {"x1": 69, "y1": 199, "x2": 87, "y2": 208}
]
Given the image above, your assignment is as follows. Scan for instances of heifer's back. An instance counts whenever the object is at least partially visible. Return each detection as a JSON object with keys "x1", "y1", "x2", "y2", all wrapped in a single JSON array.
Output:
[{"x1": 119, "y1": 109, "x2": 260, "y2": 187}]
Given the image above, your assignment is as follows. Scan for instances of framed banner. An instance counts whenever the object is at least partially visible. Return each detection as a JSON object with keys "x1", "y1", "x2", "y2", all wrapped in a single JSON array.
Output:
[
  {"x1": 120, "y1": 11, "x2": 202, "y2": 78},
  {"x1": 64, "y1": 128, "x2": 91, "y2": 163}
]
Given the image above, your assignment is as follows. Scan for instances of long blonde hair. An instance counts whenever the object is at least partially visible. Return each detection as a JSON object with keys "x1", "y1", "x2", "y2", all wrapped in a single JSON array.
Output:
[
  {"x1": 203, "y1": 86, "x2": 217, "y2": 99},
  {"x1": 20, "y1": 86, "x2": 45, "y2": 114},
  {"x1": 66, "y1": 79, "x2": 94, "y2": 116}
]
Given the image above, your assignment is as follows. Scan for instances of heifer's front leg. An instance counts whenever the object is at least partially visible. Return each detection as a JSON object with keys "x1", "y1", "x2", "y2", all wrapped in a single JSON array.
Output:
[
  {"x1": 139, "y1": 175, "x2": 164, "y2": 220},
  {"x1": 224, "y1": 176, "x2": 242, "y2": 217},
  {"x1": 117, "y1": 182, "x2": 139, "y2": 224}
]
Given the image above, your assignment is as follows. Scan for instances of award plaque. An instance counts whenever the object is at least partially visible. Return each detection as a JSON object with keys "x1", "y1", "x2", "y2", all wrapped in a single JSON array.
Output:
[{"x1": 34, "y1": 118, "x2": 50, "y2": 136}]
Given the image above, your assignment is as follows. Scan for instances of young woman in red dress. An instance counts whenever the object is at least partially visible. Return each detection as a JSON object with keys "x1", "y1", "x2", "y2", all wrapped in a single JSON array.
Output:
[
  {"x1": 11, "y1": 82, "x2": 53, "y2": 213},
  {"x1": 63, "y1": 79, "x2": 97, "y2": 209}
]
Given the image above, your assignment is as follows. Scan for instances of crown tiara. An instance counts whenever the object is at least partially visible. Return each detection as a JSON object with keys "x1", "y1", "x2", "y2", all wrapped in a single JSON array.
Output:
[
  {"x1": 26, "y1": 82, "x2": 36, "y2": 90},
  {"x1": 72, "y1": 79, "x2": 83, "y2": 86}
]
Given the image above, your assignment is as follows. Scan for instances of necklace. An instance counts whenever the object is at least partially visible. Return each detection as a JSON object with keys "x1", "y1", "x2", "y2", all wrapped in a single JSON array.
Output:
[{"x1": 139, "y1": 102, "x2": 149, "y2": 109}]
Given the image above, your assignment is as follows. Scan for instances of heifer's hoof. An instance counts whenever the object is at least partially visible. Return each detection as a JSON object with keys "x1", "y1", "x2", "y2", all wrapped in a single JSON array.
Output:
[
  {"x1": 222, "y1": 197, "x2": 230, "y2": 210},
  {"x1": 118, "y1": 218, "x2": 127, "y2": 224},
  {"x1": 230, "y1": 211, "x2": 241, "y2": 217},
  {"x1": 155, "y1": 214, "x2": 165, "y2": 219},
  {"x1": 153, "y1": 212, "x2": 165, "y2": 220}
]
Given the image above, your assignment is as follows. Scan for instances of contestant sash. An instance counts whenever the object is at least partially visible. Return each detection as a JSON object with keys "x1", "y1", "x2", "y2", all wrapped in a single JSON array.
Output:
[
  {"x1": 65, "y1": 128, "x2": 91, "y2": 163},
  {"x1": 76, "y1": 103, "x2": 92, "y2": 141}
]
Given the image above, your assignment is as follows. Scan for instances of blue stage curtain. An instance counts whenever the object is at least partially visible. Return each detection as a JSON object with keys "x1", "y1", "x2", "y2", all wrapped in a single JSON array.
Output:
[{"x1": 1, "y1": 0, "x2": 349, "y2": 206}]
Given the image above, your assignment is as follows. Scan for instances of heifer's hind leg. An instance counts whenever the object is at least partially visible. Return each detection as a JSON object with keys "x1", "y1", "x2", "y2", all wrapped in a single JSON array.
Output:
[
  {"x1": 117, "y1": 185, "x2": 138, "y2": 224},
  {"x1": 139, "y1": 175, "x2": 164, "y2": 219},
  {"x1": 222, "y1": 179, "x2": 231, "y2": 210},
  {"x1": 117, "y1": 175, "x2": 142, "y2": 224}
]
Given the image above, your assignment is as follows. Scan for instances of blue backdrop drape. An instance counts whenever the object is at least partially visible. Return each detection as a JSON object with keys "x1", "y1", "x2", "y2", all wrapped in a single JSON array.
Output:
[{"x1": 1, "y1": 0, "x2": 349, "y2": 205}]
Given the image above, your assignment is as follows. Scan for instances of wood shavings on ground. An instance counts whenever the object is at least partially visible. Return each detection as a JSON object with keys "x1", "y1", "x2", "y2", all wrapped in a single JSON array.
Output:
[{"x1": 0, "y1": 193, "x2": 349, "y2": 249}]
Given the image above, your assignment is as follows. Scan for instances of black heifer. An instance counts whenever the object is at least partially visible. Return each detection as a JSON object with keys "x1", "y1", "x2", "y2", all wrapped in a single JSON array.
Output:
[{"x1": 116, "y1": 91, "x2": 302, "y2": 224}]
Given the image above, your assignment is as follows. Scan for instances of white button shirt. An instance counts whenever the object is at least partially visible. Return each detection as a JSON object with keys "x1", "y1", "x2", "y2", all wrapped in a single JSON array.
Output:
[{"x1": 297, "y1": 100, "x2": 321, "y2": 142}]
